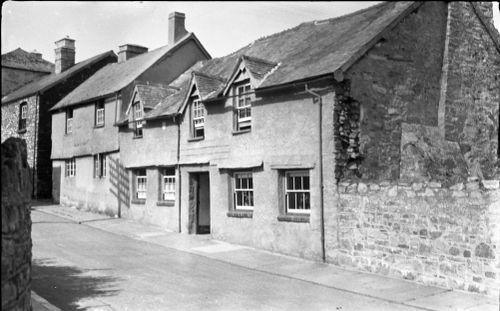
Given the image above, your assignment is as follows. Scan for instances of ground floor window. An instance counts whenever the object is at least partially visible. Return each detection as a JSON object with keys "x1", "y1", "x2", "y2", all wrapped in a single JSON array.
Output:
[
  {"x1": 135, "y1": 169, "x2": 147, "y2": 200},
  {"x1": 93, "y1": 153, "x2": 107, "y2": 178},
  {"x1": 65, "y1": 158, "x2": 76, "y2": 177},
  {"x1": 161, "y1": 167, "x2": 176, "y2": 201},
  {"x1": 233, "y1": 172, "x2": 254, "y2": 210},
  {"x1": 284, "y1": 170, "x2": 310, "y2": 214}
]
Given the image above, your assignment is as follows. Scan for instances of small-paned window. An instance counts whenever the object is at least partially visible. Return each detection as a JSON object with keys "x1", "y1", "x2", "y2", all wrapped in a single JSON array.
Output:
[
  {"x1": 284, "y1": 171, "x2": 310, "y2": 214},
  {"x1": 133, "y1": 101, "x2": 143, "y2": 138},
  {"x1": 234, "y1": 82, "x2": 252, "y2": 131},
  {"x1": 19, "y1": 102, "x2": 28, "y2": 131},
  {"x1": 93, "y1": 153, "x2": 107, "y2": 178},
  {"x1": 135, "y1": 169, "x2": 147, "y2": 200},
  {"x1": 95, "y1": 101, "x2": 105, "y2": 126},
  {"x1": 233, "y1": 172, "x2": 254, "y2": 210},
  {"x1": 192, "y1": 98, "x2": 205, "y2": 138},
  {"x1": 66, "y1": 108, "x2": 73, "y2": 134},
  {"x1": 65, "y1": 158, "x2": 76, "y2": 177},
  {"x1": 161, "y1": 167, "x2": 176, "y2": 201}
]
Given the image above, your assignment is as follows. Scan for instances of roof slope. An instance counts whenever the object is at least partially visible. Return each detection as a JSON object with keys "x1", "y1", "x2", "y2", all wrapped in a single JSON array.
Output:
[
  {"x1": 1, "y1": 48, "x2": 54, "y2": 73},
  {"x1": 192, "y1": 71, "x2": 225, "y2": 100},
  {"x1": 135, "y1": 83, "x2": 176, "y2": 109},
  {"x1": 2, "y1": 50, "x2": 116, "y2": 104},
  {"x1": 144, "y1": 1, "x2": 420, "y2": 120},
  {"x1": 51, "y1": 33, "x2": 208, "y2": 111}
]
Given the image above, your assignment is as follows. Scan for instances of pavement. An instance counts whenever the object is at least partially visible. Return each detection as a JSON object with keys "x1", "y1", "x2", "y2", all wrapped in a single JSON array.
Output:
[{"x1": 30, "y1": 202, "x2": 499, "y2": 311}]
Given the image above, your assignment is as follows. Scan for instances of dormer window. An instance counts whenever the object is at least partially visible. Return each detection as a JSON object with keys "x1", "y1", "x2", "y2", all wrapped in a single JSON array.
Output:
[
  {"x1": 133, "y1": 101, "x2": 143, "y2": 138},
  {"x1": 95, "y1": 100, "x2": 105, "y2": 127},
  {"x1": 66, "y1": 108, "x2": 73, "y2": 134},
  {"x1": 234, "y1": 81, "x2": 252, "y2": 131},
  {"x1": 18, "y1": 102, "x2": 27, "y2": 131},
  {"x1": 191, "y1": 98, "x2": 205, "y2": 139}
]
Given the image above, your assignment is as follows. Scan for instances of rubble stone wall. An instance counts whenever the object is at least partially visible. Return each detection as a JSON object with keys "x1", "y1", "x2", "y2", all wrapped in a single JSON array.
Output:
[
  {"x1": 325, "y1": 179, "x2": 500, "y2": 297},
  {"x1": 1, "y1": 138, "x2": 33, "y2": 310}
]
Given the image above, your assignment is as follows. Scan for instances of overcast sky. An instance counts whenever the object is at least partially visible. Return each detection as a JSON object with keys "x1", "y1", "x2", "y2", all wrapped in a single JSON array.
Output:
[{"x1": 2, "y1": 1, "x2": 500, "y2": 63}]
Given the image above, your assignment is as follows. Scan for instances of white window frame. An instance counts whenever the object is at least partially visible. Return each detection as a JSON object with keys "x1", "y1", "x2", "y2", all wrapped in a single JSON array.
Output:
[
  {"x1": 65, "y1": 158, "x2": 76, "y2": 177},
  {"x1": 234, "y1": 172, "x2": 254, "y2": 210},
  {"x1": 96, "y1": 102, "x2": 105, "y2": 126},
  {"x1": 133, "y1": 101, "x2": 144, "y2": 138},
  {"x1": 19, "y1": 102, "x2": 28, "y2": 130},
  {"x1": 284, "y1": 171, "x2": 310, "y2": 214},
  {"x1": 235, "y1": 83, "x2": 252, "y2": 130},
  {"x1": 192, "y1": 98, "x2": 205, "y2": 138},
  {"x1": 161, "y1": 168, "x2": 176, "y2": 201},
  {"x1": 136, "y1": 169, "x2": 147, "y2": 200},
  {"x1": 66, "y1": 109, "x2": 73, "y2": 134},
  {"x1": 93, "y1": 153, "x2": 106, "y2": 178}
]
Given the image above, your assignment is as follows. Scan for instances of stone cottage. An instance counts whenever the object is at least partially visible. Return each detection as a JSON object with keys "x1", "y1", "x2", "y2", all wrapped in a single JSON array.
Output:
[
  {"x1": 54, "y1": 2, "x2": 500, "y2": 296},
  {"x1": 50, "y1": 12, "x2": 211, "y2": 213},
  {"x1": 1, "y1": 38, "x2": 117, "y2": 199},
  {"x1": 2, "y1": 48, "x2": 54, "y2": 97}
]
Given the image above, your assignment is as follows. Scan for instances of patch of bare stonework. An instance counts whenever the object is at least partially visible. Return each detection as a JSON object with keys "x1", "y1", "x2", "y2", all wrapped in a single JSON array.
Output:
[{"x1": 1, "y1": 138, "x2": 33, "y2": 311}]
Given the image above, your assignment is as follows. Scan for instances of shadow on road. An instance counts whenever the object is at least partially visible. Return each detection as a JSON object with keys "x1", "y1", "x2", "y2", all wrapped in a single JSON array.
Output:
[{"x1": 32, "y1": 258, "x2": 122, "y2": 311}]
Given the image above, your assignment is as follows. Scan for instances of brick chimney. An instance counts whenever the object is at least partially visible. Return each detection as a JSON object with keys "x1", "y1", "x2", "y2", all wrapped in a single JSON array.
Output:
[
  {"x1": 54, "y1": 37, "x2": 75, "y2": 74},
  {"x1": 118, "y1": 44, "x2": 148, "y2": 63},
  {"x1": 168, "y1": 12, "x2": 188, "y2": 46}
]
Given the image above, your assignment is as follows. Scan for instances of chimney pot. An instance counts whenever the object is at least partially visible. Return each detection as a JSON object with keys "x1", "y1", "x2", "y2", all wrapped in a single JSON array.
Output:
[
  {"x1": 168, "y1": 12, "x2": 188, "y2": 46},
  {"x1": 117, "y1": 44, "x2": 148, "y2": 63},
  {"x1": 54, "y1": 37, "x2": 75, "y2": 74}
]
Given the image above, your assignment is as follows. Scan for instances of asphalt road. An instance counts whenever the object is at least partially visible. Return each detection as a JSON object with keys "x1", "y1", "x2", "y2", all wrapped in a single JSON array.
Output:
[{"x1": 32, "y1": 210, "x2": 422, "y2": 311}]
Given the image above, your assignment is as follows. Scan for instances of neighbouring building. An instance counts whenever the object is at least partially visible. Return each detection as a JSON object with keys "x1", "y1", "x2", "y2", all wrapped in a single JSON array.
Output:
[
  {"x1": 56, "y1": 2, "x2": 500, "y2": 296},
  {"x1": 1, "y1": 38, "x2": 117, "y2": 199},
  {"x1": 1, "y1": 48, "x2": 54, "y2": 97},
  {"x1": 50, "y1": 12, "x2": 211, "y2": 213}
]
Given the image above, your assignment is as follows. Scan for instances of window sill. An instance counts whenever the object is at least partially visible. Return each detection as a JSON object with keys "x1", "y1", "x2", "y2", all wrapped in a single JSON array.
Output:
[
  {"x1": 17, "y1": 129, "x2": 27, "y2": 134},
  {"x1": 277, "y1": 214, "x2": 310, "y2": 223},
  {"x1": 227, "y1": 210, "x2": 253, "y2": 218},
  {"x1": 133, "y1": 136, "x2": 143, "y2": 140},
  {"x1": 156, "y1": 200, "x2": 175, "y2": 207},
  {"x1": 64, "y1": 133, "x2": 73, "y2": 136},
  {"x1": 94, "y1": 124, "x2": 104, "y2": 129},
  {"x1": 131, "y1": 199, "x2": 146, "y2": 205},
  {"x1": 188, "y1": 137, "x2": 204, "y2": 142},
  {"x1": 232, "y1": 129, "x2": 251, "y2": 136}
]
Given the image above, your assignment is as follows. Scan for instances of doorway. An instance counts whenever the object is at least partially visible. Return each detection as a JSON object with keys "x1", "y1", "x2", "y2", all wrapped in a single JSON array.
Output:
[{"x1": 188, "y1": 172, "x2": 211, "y2": 234}]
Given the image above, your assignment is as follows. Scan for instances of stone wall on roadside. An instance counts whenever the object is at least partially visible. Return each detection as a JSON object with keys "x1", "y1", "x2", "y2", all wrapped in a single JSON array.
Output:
[
  {"x1": 1, "y1": 138, "x2": 33, "y2": 311},
  {"x1": 325, "y1": 179, "x2": 500, "y2": 297}
]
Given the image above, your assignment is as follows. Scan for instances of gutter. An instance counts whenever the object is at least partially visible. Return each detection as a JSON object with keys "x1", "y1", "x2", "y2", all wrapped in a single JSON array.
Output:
[{"x1": 305, "y1": 84, "x2": 326, "y2": 264}]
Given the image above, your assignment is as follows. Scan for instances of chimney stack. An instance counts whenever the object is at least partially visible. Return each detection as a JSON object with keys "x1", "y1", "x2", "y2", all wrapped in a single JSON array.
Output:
[
  {"x1": 168, "y1": 12, "x2": 188, "y2": 46},
  {"x1": 55, "y1": 37, "x2": 75, "y2": 74},
  {"x1": 118, "y1": 44, "x2": 149, "y2": 63}
]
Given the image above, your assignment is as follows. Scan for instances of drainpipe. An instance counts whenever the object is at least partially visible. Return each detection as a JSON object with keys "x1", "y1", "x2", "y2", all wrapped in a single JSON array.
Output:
[
  {"x1": 115, "y1": 92, "x2": 122, "y2": 218},
  {"x1": 305, "y1": 84, "x2": 326, "y2": 263},
  {"x1": 175, "y1": 114, "x2": 182, "y2": 233}
]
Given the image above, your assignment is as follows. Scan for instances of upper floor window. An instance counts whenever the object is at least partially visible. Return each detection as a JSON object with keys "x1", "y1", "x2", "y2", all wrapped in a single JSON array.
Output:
[
  {"x1": 93, "y1": 153, "x2": 106, "y2": 178},
  {"x1": 18, "y1": 102, "x2": 28, "y2": 131},
  {"x1": 135, "y1": 169, "x2": 147, "y2": 200},
  {"x1": 233, "y1": 172, "x2": 254, "y2": 210},
  {"x1": 133, "y1": 101, "x2": 143, "y2": 138},
  {"x1": 234, "y1": 82, "x2": 252, "y2": 131},
  {"x1": 284, "y1": 170, "x2": 310, "y2": 214},
  {"x1": 65, "y1": 158, "x2": 76, "y2": 177},
  {"x1": 66, "y1": 108, "x2": 73, "y2": 134},
  {"x1": 191, "y1": 98, "x2": 205, "y2": 138},
  {"x1": 161, "y1": 167, "x2": 176, "y2": 201},
  {"x1": 95, "y1": 101, "x2": 105, "y2": 127}
]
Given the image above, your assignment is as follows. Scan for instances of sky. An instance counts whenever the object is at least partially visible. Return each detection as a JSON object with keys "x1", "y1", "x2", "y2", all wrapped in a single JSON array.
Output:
[{"x1": 2, "y1": 1, "x2": 500, "y2": 63}]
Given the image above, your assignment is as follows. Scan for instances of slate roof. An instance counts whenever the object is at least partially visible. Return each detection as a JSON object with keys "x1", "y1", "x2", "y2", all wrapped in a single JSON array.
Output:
[
  {"x1": 191, "y1": 71, "x2": 225, "y2": 100},
  {"x1": 144, "y1": 1, "x2": 421, "y2": 120},
  {"x1": 2, "y1": 50, "x2": 117, "y2": 105},
  {"x1": 1, "y1": 48, "x2": 54, "y2": 73},
  {"x1": 135, "y1": 83, "x2": 177, "y2": 109},
  {"x1": 51, "y1": 33, "x2": 210, "y2": 111}
]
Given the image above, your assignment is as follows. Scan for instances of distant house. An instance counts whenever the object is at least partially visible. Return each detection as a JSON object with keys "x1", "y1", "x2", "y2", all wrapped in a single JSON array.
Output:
[
  {"x1": 1, "y1": 38, "x2": 117, "y2": 199},
  {"x1": 50, "y1": 12, "x2": 211, "y2": 211},
  {"x1": 1, "y1": 48, "x2": 54, "y2": 97},
  {"x1": 112, "y1": 1, "x2": 499, "y2": 296}
]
